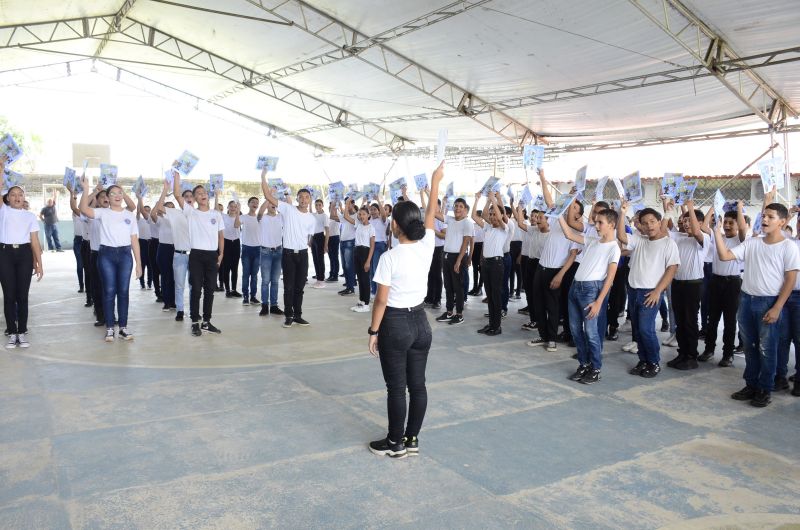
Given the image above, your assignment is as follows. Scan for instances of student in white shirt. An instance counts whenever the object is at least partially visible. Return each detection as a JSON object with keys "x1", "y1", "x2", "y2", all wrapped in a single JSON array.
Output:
[
  {"x1": 367, "y1": 162, "x2": 443, "y2": 459},
  {"x1": 172, "y1": 174, "x2": 225, "y2": 337},
  {"x1": 326, "y1": 201, "x2": 341, "y2": 283},
  {"x1": 146, "y1": 199, "x2": 162, "y2": 303},
  {"x1": 0, "y1": 157, "x2": 44, "y2": 349},
  {"x1": 472, "y1": 190, "x2": 510, "y2": 336},
  {"x1": 261, "y1": 167, "x2": 316, "y2": 327},
  {"x1": 368, "y1": 195, "x2": 389, "y2": 296},
  {"x1": 152, "y1": 187, "x2": 195, "y2": 314},
  {"x1": 434, "y1": 197, "x2": 474, "y2": 325},
  {"x1": 515, "y1": 206, "x2": 549, "y2": 332},
  {"x1": 221, "y1": 201, "x2": 242, "y2": 297},
  {"x1": 560, "y1": 208, "x2": 620, "y2": 384},
  {"x1": 79, "y1": 179, "x2": 142, "y2": 343},
  {"x1": 310, "y1": 199, "x2": 329, "y2": 288},
  {"x1": 422, "y1": 196, "x2": 445, "y2": 309},
  {"x1": 343, "y1": 199, "x2": 375, "y2": 312},
  {"x1": 617, "y1": 203, "x2": 680, "y2": 378},
  {"x1": 715, "y1": 198, "x2": 800, "y2": 407},
  {"x1": 68, "y1": 189, "x2": 93, "y2": 307},
  {"x1": 256, "y1": 193, "x2": 284, "y2": 316},
  {"x1": 469, "y1": 209, "x2": 484, "y2": 296},
  {"x1": 134, "y1": 194, "x2": 152, "y2": 291},
  {"x1": 86, "y1": 187, "x2": 109, "y2": 326},
  {"x1": 778, "y1": 211, "x2": 800, "y2": 397},
  {"x1": 333, "y1": 199, "x2": 357, "y2": 295},
  {"x1": 240, "y1": 196, "x2": 262, "y2": 306}
]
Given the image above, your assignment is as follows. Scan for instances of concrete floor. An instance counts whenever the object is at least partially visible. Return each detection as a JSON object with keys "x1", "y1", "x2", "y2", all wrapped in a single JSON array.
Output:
[{"x1": 1, "y1": 252, "x2": 799, "y2": 529}]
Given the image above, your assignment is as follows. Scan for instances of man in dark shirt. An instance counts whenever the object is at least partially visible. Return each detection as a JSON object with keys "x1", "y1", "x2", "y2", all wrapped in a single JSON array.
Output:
[{"x1": 39, "y1": 189, "x2": 63, "y2": 252}]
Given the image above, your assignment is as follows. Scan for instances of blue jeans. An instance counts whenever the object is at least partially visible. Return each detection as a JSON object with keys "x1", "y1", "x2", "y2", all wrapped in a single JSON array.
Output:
[
  {"x1": 630, "y1": 288, "x2": 663, "y2": 364},
  {"x1": 260, "y1": 246, "x2": 282, "y2": 306},
  {"x1": 44, "y1": 223, "x2": 61, "y2": 251},
  {"x1": 241, "y1": 245, "x2": 260, "y2": 299},
  {"x1": 172, "y1": 252, "x2": 189, "y2": 312},
  {"x1": 370, "y1": 241, "x2": 387, "y2": 295},
  {"x1": 739, "y1": 293, "x2": 782, "y2": 391},
  {"x1": 98, "y1": 245, "x2": 132, "y2": 328},
  {"x1": 568, "y1": 281, "x2": 607, "y2": 369},
  {"x1": 778, "y1": 290, "x2": 800, "y2": 379},
  {"x1": 340, "y1": 239, "x2": 355, "y2": 289}
]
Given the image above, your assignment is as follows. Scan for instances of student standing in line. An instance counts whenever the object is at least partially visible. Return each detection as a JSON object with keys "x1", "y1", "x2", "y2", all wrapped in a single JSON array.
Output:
[
  {"x1": 369, "y1": 195, "x2": 389, "y2": 295},
  {"x1": 715, "y1": 195, "x2": 798, "y2": 406},
  {"x1": 617, "y1": 202, "x2": 680, "y2": 378},
  {"x1": 222, "y1": 201, "x2": 242, "y2": 297},
  {"x1": 1, "y1": 155, "x2": 44, "y2": 349},
  {"x1": 240, "y1": 196, "x2": 262, "y2": 306},
  {"x1": 472, "y1": 190, "x2": 510, "y2": 336},
  {"x1": 260, "y1": 167, "x2": 315, "y2": 327},
  {"x1": 343, "y1": 199, "x2": 375, "y2": 313},
  {"x1": 154, "y1": 187, "x2": 195, "y2": 321},
  {"x1": 423, "y1": 197, "x2": 445, "y2": 309},
  {"x1": 152, "y1": 193, "x2": 177, "y2": 312},
  {"x1": 435, "y1": 198, "x2": 473, "y2": 326},
  {"x1": 517, "y1": 207, "x2": 531, "y2": 314},
  {"x1": 367, "y1": 162, "x2": 443, "y2": 459},
  {"x1": 326, "y1": 201, "x2": 341, "y2": 283},
  {"x1": 256, "y1": 191, "x2": 284, "y2": 317},
  {"x1": 79, "y1": 178, "x2": 142, "y2": 342},
  {"x1": 69, "y1": 191, "x2": 85, "y2": 293},
  {"x1": 468, "y1": 210, "x2": 484, "y2": 296},
  {"x1": 135, "y1": 194, "x2": 151, "y2": 290},
  {"x1": 68, "y1": 189, "x2": 93, "y2": 307},
  {"x1": 146, "y1": 198, "x2": 162, "y2": 303},
  {"x1": 84, "y1": 187, "x2": 114, "y2": 327},
  {"x1": 335, "y1": 199, "x2": 357, "y2": 296},
  {"x1": 514, "y1": 205, "x2": 549, "y2": 331},
  {"x1": 509, "y1": 213, "x2": 523, "y2": 299},
  {"x1": 310, "y1": 198, "x2": 329, "y2": 288}
]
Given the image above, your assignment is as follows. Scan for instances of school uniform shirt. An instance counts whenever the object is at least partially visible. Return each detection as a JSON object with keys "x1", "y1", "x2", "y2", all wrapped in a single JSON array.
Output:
[
  {"x1": 164, "y1": 208, "x2": 189, "y2": 251},
  {"x1": 373, "y1": 229, "x2": 435, "y2": 308},
  {"x1": 671, "y1": 232, "x2": 710, "y2": 281},
  {"x1": 703, "y1": 242, "x2": 714, "y2": 264},
  {"x1": 340, "y1": 216, "x2": 356, "y2": 241},
  {"x1": 574, "y1": 236, "x2": 621, "y2": 282},
  {"x1": 443, "y1": 216, "x2": 475, "y2": 254},
  {"x1": 222, "y1": 214, "x2": 240, "y2": 241},
  {"x1": 503, "y1": 222, "x2": 514, "y2": 254},
  {"x1": 512, "y1": 224, "x2": 524, "y2": 242},
  {"x1": 93, "y1": 208, "x2": 139, "y2": 247},
  {"x1": 137, "y1": 218, "x2": 151, "y2": 241},
  {"x1": 355, "y1": 222, "x2": 376, "y2": 247},
  {"x1": 259, "y1": 213, "x2": 283, "y2": 248},
  {"x1": 147, "y1": 217, "x2": 160, "y2": 239},
  {"x1": 156, "y1": 213, "x2": 174, "y2": 245},
  {"x1": 539, "y1": 217, "x2": 576, "y2": 269},
  {"x1": 0, "y1": 206, "x2": 38, "y2": 244},
  {"x1": 241, "y1": 215, "x2": 261, "y2": 247},
  {"x1": 370, "y1": 217, "x2": 388, "y2": 243},
  {"x1": 78, "y1": 215, "x2": 91, "y2": 239},
  {"x1": 483, "y1": 223, "x2": 511, "y2": 258},
  {"x1": 434, "y1": 218, "x2": 446, "y2": 247},
  {"x1": 182, "y1": 204, "x2": 224, "y2": 251},
  {"x1": 626, "y1": 232, "x2": 681, "y2": 290},
  {"x1": 731, "y1": 237, "x2": 800, "y2": 296},
  {"x1": 473, "y1": 224, "x2": 485, "y2": 244},
  {"x1": 528, "y1": 227, "x2": 546, "y2": 260},
  {"x1": 712, "y1": 236, "x2": 743, "y2": 277},
  {"x1": 313, "y1": 212, "x2": 329, "y2": 235},
  {"x1": 277, "y1": 201, "x2": 315, "y2": 251},
  {"x1": 328, "y1": 218, "x2": 341, "y2": 238},
  {"x1": 72, "y1": 214, "x2": 83, "y2": 238},
  {"x1": 574, "y1": 225, "x2": 598, "y2": 264},
  {"x1": 89, "y1": 217, "x2": 102, "y2": 251}
]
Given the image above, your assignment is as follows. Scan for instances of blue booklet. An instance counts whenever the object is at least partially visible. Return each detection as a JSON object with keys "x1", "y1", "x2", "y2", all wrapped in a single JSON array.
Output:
[
  {"x1": 388, "y1": 177, "x2": 407, "y2": 205},
  {"x1": 267, "y1": 178, "x2": 289, "y2": 198},
  {"x1": 595, "y1": 176, "x2": 608, "y2": 201},
  {"x1": 446, "y1": 182, "x2": 454, "y2": 198},
  {"x1": 575, "y1": 165, "x2": 587, "y2": 192},
  {"x1": 753, "y1": 212, "x2": 763, "y2": 235},
  {"x1": 544, "y1": 193, "x2": 575, "y2": 219},
  {"x1": 328, "y1": 181, "x2": 345, "y2": 203},
  {"x1": 99, "y1": 164, "x2": 118, "y2": 187},
  {"x1": 164, "y1": 169, "x2": 175, "y2": 194},
  {"x1": 174, "y1": 150, "x2": 199, "y2": 176},
  {"x1": 623, "y1": 171, "x2": 643, "y2": 202},
  {"x1": 713, "y1": 189, "x2": 725, "y2": 221},
  {"x1": 444, "y1": 195, "x2": 455, "y2": 213},
  {"x1": 758, "y1": 157, "x2": 785, "y2": 192},
  {"x1": 723, "y1": 200, "x2": 738, "y2": 213},
  {"x1": 531, "y1": 193, "x2": 547, "y2": 212},
  {"x1": 661, "y1": 173, "x2": 683, "y2": 198},
  {"x1": 346, "y1": 183, "x2": 360, "y2": 200},
  {"x1": 2, "y1": 168, "x2": 23, "y2": 191},
  {"x1": 522, "y1": 145, "x2": 544, "y2": 170},
  {"x1": 675, "y1": 181, "x2": 697, "y2": 205},
  {"x1": 132, "y1": 175, "x2": 148, "y2": 196},
  {"x1": 363, "y1": 183, "x2": 381, "y2": 201},
  {"x1": 520, "y1": 185, "x2": 533, "y2": 207},
  {"x1": 257, "y1": 156, "x2": 279, "y2": 171},
  {"x1": 209, "y1": 174, "x2": 224, "y2": 194},
  {"x1": 480, "y1": 176, "x2": 501, "y2": 195},
  {"x1": 63, "y1": 167, "x2": 76, "y2": 190},
  {"x1": 413, "y1": 173, "x2": 428, "y2": 191},
  {"x1": 0, "y1": 134, "x2": 22, "y2": 165}
]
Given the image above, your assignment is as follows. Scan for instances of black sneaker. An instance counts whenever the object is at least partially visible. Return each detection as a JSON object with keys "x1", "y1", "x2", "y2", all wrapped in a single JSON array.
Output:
[
  {"x1": 270, "y1": 306, "x2": 285, "y2": 315},
  {"x1": 225, "y1": 291, "x2": 234, "y2": 298},
  {"x1": 259, "y1": 305, "x2": 269, "y2": 316},
  {"x1": 435, "y1": 312, "x2": 452, "y2": 322},
  {"x1": 477, "y1": 325, "x2": 491, "y2": 334},
  {"x1": 325, "y1": 277, "x2": 338, "y2": 283},
  {"x1": 175, "y1": 311, "x2": 184, "y2": 322},
  {"x1": 118, "y1": 327, "x2": 134, "y2": 341},
  {"x1": 161, "y1": 304, "x2": 170, "y2": 312},
  {"x1": 368, "y1": 437, "x2": 407, "y2": 459},
  {"x1": 718, "y1": 356, "x2": 734, "y2": 367},
  {"x1": 580, "y1": 369, "x2": 601, "y2": 385},
  {"x1": 485, "y1": 328, "x2": 502, "y2": 336},
  {"x1": 569, "y1": 364, "x2": 591, "y2": 381},
  {"x1": 191, "y1": 323, "x2": 202, "y2": 336},
  {"x1": 774, "y1": 376, "x2": 790, "y2": 391},
  {"x1": 431, "y1": 302, "x2": 441, "y2": 310},
  {"x1": 731, "y1": 386, "x2": 757, "y2": 401},
  {"x1": 448, "y1": 314, "x2": 464, "y2": 325},
  {"x1": 250, "y1": 297, "x2": 260, "y2": 305},
  {"x1": 156, "y1": 296, "x2": 163, "y2": 303},
  {"x1": 698, "y1": 328, "x2": 706, "y2": 339},
  {"x1": 750, "y1": 389, "x2": 771, "y2": 408},
  {"x1": 93, "y1": 320, "x2": 104, "y2": 327},
  {"x1": 518, "y1": 307, "x2": 529, "y2": 315},
  {"x1": 697, "y1": 351, "x2": 714, "y2": 362},
  {"x1": 201, "y1": 322, "x2": 221, "y2": 334},
  {"x1": 501, "y1": 310, "x2": 507, "y2": 318},
  {"x1": 666, "y1": 355, "x2": 685, "y2": 368},
  {"x1": 673, "y1": 358, "x2": 699, "y2": 370},
  {"x1": 84, "y1": 301, "x2": 93, "y2": 308},
  {"x1": 283, "y1": 318, "x2": 293, "y2": 328},
  {"x1": 792, "y1": 379, "x2": 800, "y2": 397},
  {"x1": 606, "y1": 328, "x2": 619, "y2": 341},
  {"x1": 293, "y1": 317, "x2": 310, "y2": 326},
  {"x1": 629, "y1": 361, "x2": 647, "y2": 376},
  {"x1": 242, "y1": 298, "x2": 250, "y2": 305},
  {"x1": 733, "y1": 344, "x2": 744, "y2": 354},
  {"x1": 641, "y1": 363, "x2": 661, "y2": 378},
  {"x1": 338, "y1": 288, "x2": 355, "y2": 296},
  {"x1": 402, "y1": 436, "x2": 419, "y2": 456},
  {"x1": 660, "y1": 321, "x2": 669, "y2": 332}
]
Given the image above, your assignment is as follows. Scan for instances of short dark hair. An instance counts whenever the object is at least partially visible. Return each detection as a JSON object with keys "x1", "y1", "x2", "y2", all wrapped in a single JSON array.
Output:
[
  {"x1": 594, "y1": 200, "x2": 610, "y2": 210},
  {"x1": 638, "y1": 207, "x2": 662, "y2": 222},
  {"x1": 314, "y1": 198, "x2": 323, "y2": 204},
  {"x1": 765, "y1": 202, "x2": 790, "y2": 220},
  {"x1": 723, "y1": 211, "x2": 737, "y2": 220},
  {"x1": 681, "y1": 209, "x2": 705, "y2": 222},
  {"x1": 298, "y1": 188, "x2": 311, "y2": 196},
  {"x1": 182, "y1": 189, "x2": 193, "y2": 198},
  {"x1": 192, "y1": 185, "x2": 205, "y2": 195},
  {"x1": 596, "y1": 208, "x2": 618, "y2": 227},
  {"x1": 574, "y1": 200, "x2": 585, "y2": 216},
  {"x1": 248, "y1": 196, "x2": 259, "y2": 204},
  {"x1": 454, "y1": 197, "x2": 468, "y2": 209}
]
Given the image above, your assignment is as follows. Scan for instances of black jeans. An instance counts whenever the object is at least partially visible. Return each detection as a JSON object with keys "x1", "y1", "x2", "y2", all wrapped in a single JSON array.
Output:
[
  {"x1": 148, "y1": 238, "x2": 161, "y2": 296},
  {"x1": 90, "y1": 250, "x2": 104, "y2": 322},
  {"x1": 534, "y1": 265, "x2": 561, "y2": 341},
  {"x1": 704, "y1": 274, "x2": 742, "y2": 357},
  {"x1": 425, "y1": 246, "x2": 443, "y2": 304},
  {"x1": 608, "y1": 261, "x2": 629, "y2": 331},
  {"x1": 524, "y1": 257, "x2": 538, "y2": 324},
  {"x1": 355, "y1": 246, "x2": 371, "y2": 304},
  {"x1": 73, "y1": 235, "x2": 84, "y2": 290},
  {"x1": 510, "y1": 240, "x2": 522, "y2": 295},
  {"x1": 672, "y1": 279, "x2": 702, "y2": 359},
  {"x1": 311, "y1": 232, "x2": 326, "y2": 281},
  {"x1": 222, "y1": 238, "x2": 240, "y2": 291},
  {"x1": 327, "y1": 235, "x2": 340, "y2": 279},
  {"x1": 138, "y1": 238, "x2": 150, "y2": 288},
  {"x1": 80, "y1": 239, "x2": 93, "y2": 304},
  {"x1": 377, "y1": 306, "x2": 432, "y2": 442},
  {"x1": 560, "y1": 262, "x2": 579, "y2": 339},
  {"x1": 483, "y1": 257, "x2": 504, "y2": 330},
  {"x1": 0, "y1": 244, "x2": 33, "y2": 334},
  {"x1": 471, "y1": 242, "x2": 483, "y2": 291},
  {"x1": 700, "y1": 261, "x2": 712, "y2": 330},
  {"x1": 443, "y1": 252, "x2": 468, "y2": 314},
  {"x1": 189, "y1": 249, "x2": 218, "y2": 322},
  {"x1": 282, "y1": 249, "x2": 308, "y2": 319}
]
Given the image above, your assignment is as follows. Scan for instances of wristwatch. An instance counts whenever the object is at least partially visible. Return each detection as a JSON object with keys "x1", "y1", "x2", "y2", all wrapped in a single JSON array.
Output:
[{"x1": 367, "y1": 327, "x2": 378, "y2": 336}]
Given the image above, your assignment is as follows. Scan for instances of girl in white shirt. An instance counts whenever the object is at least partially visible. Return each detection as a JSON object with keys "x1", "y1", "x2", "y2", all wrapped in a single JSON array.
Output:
[
  {"x1": 69, "y1": 189, "x2": 93, "y2": 307},
  {"x1": 240, "y1": 196, "x2": 262, "y2": 306},
  {"x1": 221, "y1": 201, "x2": 242, "y2": 298},
  {"x1": 343, "y1": 200, "x2": 375, "y2": 312},
  {"x1": 367, "y1": 162, "x2": 443, "y2": 459}
]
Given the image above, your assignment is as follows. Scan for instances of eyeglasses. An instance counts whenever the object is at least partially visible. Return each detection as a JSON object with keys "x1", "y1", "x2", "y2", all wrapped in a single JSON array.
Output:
[{"x1": 108, "y1": 192, "x2": 123, "y2": 198}]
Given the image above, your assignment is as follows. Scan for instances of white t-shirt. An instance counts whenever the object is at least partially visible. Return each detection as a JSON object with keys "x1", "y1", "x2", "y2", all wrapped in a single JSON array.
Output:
[
  {"x1": 183, "y1": 204, "x2": 223, "y2": 251},
  {"x1": 626, "y1": 232, "x2": 681, "y2": 289},
  {"x1": 483, "y1": 223, "x2": 510, "y2": 258},
  {"x1": 240, "y1": 215, "x2": 261, "y2": 247},
  {"x1": 328, "y1": 219, "x2": 341, "y2": 239},
  {"x1": 704, "y1": 241, "x2": 714, "y2": 263},
  {"x1": 712, "y1": 235, "x2": 743, "y2": 277},
  {"x1": 731, "y1": 237, "x2": 800, "y2": 296},
  {"x1": 72, "y1": 214, "x2": 83, "y2": 238},
  {"x1": 340, "y1": 215, "x2": 356, "y2": 241},
  {"x1": 434, "y1": 218, "x2": 446, "y2": 247},
  {"x1": 528, "y1": 228, "x2": 547, "y2": 260},
  {"x1": 277, "y1": 201, "x2": 315, "y2": 250},
  {"x1": 671, "y1": 232, "x2": 710, "y2": 281},
  {"x1": 539, "y1": 217, "x2": 575, "y2": 268},
  {"x1": 574, "y1": 225, "x2": 598, "y2": 264},
  {"x1": 443, "y1": 216, "x2": 475, "y2": 253},
  {"x1": 370, "y1": 217, "x2": 388, "y2": 243},
  {"x1": 164, "y1": 207, "x2": 189, "y2": 251},
  {"x1": 137, "y1": 218, "x2": 151, "y2": 240},
  {"x1": 473, "y1": 225, "x2": 484, "y2": 243},
  {"x1": 222, "y1": 214, "x2": 240, "y2": 241},
  {"x1": 148, "y1": 217, "x2": 159, "y2": 239},
  {"x1": 259, "y1": 213, "x2": 283, "y2": 248},
  {"x1": 374, "y1": 229, "x2": 435, "y2": 308},
  {"x1": 93, "y1": 208, "x2": 139, "y2": 248},
  {"x1": 355, "y1": 222, "x2": 376, "y2": 247},
  {"x1": 78, "y1": 215, "x2": 90, "y2": 239},
  {"x1": 503, "y1": 221, "x2": 514, "y2": 253},
  {"x1": 511, "y1": 224, "x2": 524, "y2": 242},
  {"x1": 521, "y1": 222, "x2": 531, "y2": 257},
  {"x1": 574, "y1": 236, "x2": 621, "y2": 282},
  {"x1": 313, "y1": 212, "x2": 329, "y2": 234},
  {"x1": 89, "y1": 217, "x2": 102, "y2": 251},
  {"x1": 0, "y1": 206, "x2": 38, "y2": 244}
]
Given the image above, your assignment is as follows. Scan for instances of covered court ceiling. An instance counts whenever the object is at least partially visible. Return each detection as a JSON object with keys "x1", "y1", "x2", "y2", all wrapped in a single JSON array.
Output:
[{"x1": 1, "y1": 0, "x2": 799, "y2": 154}]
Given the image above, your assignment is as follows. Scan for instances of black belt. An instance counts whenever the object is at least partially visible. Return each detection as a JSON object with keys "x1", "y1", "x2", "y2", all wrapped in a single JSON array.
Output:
[
  {"x1": 356, "y1": 245, "x2": 370, "y2": 249},
  {"x1": 283, "y1": 248, "x2": 307, "y2": 254},
  {"x1": 483, "y1": 256, "x2": 503, "y2": 261},
  {"x1": 261, "y1": 246, "x2": 282, "y2": 251},
  {"x1": 0, "y1": 243, "x2": 30, "y2": 249},
  {"x1": 712, "y1": 273, "x2": 741, "y2": 280},
  {"x1": 174, "y1": 250, "x2": 188, "y2": 254},
  {"x1": 674, "y1": 279, "x2": 703, "y2": 284},
  {"x1": 387, "y1": 303, "x2": 425, "y2": 312},
  {"x1": 444, "y1": 252, "x2": 470, "y2": 258}
]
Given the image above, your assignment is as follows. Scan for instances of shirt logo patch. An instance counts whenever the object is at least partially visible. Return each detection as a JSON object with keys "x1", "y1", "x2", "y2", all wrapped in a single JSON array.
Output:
[
  {"x1": 210, "y1": 218, "x2": 217, "y2": 225},
  {"x1": 124, "y1": 219, "x2": 132, "y2": 225}
]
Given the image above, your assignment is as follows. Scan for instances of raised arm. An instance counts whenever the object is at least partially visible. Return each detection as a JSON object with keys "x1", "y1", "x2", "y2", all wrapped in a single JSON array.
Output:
[
  {"x1": 233, "y1": 203, "x2": 241, "y2": 229},
  {"x1": 425, "y1": 162, "x2": 444, "y2": 230},
  {"x1": 376, "y1": 194, "x2": 388, "y2": 222},
  {"x1": 489, "y1": 192, "x2": 507, "y2": 230},
  {"x1": 471, "y1": 193, "x2": 485, "y2": 228},
  {"x1": 260, "y1": 167, "x2": 278, "y2": 208},
  {"x1": 152, "y1": 181, "x2": 169, "y2": 222},
  {"x1": 68, "y1": 188, "x2": 81, "y2": 216},
  {"x1": 78, "y1": 176, "x2": 96, "y2": 219},
  {"x1": 713, "y1": 220, "x2": 738, "y2": 261},
  {"x1": 617, "y1": 201, "x2": 630, "y2": 246},
  {"x1": 685, "y1": 200, "x2": 704, "y2": 245},
  {"x1": 558, "y1": 214, "x2": 584, "y2": 244},
  {"x1": 329, "y1": 201, "x2": 341, "y2": 223},
  {"x1": 122, "y1": 188, "x2": 136, "y2": 212},
  {"x1": 736, "y1": 200, "x2": 747, "y2": 242},
  {"x1": 343, "y1": 199, "x2": 356, "y2": 225},
  {"x1": 513, "y1": 201, "x2": 528, "y2": 232},
  {"x1": 538, "y1": 168, "x2": 554, "y2": 209},
  {"x1": 172, "y1": 169, "x2": 185, "y2": 209}
]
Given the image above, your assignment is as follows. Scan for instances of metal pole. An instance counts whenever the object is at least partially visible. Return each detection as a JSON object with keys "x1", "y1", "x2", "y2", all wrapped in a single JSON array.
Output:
[{"x1": 697, "y1": 143, "x2": 778, "y2": 206}]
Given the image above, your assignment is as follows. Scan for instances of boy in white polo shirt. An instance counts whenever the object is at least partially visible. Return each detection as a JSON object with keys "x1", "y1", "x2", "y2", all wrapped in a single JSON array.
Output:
[{"x1": 435, "y1": 197, "x2": 474, "y2": 326}]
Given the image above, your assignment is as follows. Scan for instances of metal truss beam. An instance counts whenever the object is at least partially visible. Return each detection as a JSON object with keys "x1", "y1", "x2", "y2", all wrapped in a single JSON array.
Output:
[
  {"x1": 216, "y1": 0, "x2": 540, "y2": 147},
  {"x1": 628, "y1": 0, "x2": 798, "y2": 128},
  {"x1": 0, "y1": 16, "x2": 115, "y2": 48},
  {"x1": 93, "y1": 0, "x2": 137, "y2": 58}
]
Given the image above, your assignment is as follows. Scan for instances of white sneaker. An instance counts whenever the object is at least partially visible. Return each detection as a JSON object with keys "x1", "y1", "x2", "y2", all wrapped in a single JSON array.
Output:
[
  {"x1": 16, "y1": 333, "x2": 29, "y2": 348},
  {"x1": 104, "y1": 328, "x2": 115, "y2": 343},
  {"x1": 620, "y1": 320, "x2": 631, "y2": 332},
  {"x1": 665, "y1": 335, "x2": 678, "y2": 347},
  {"x1": 662, "y1": 334, "x2": 675, "y2": 346},
  {"x1": 350, "y1": 303, "x2": 363, "y2": 312},
  {"x1": 354, "y1": 304, "x2": 371, "y2": 313},
  {"x1": 313, "y1": 281, "x2": 325, "y2": 289},
  {"x1": 546, "y1": 341, "x2": 557, "y2": 352},
  {"x1": 622, "y1": 341, "x2": 638, "y2": 352},
  {"x1": 6, "y1": 334, "x2": 17, "y2": 349}
]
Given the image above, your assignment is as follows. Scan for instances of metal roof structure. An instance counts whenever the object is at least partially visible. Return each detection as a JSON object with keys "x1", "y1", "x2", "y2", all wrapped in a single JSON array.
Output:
[{"x1": 1, "y1": 0, "x2": 799, "y2": 155}]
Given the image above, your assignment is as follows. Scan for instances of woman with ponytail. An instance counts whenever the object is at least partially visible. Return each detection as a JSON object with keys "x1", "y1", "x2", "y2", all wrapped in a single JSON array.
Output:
[{"x1": 367, "y1": 161, "x2": 443, "y2": 459}]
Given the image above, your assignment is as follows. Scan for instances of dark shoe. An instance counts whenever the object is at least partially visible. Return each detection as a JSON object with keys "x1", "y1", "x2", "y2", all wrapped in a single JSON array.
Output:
[
  {"x1": 580, "y1": 369, "x2": 601, "y2": 385},
  {"x1": 698, "y1": 328, "x2": 706, "y2": 339},
  {"x1": 733, "y1": 344, "x2": 744, "y2": 354},
  {"x1": 225, "y1": 291, "x2": 234, "y2": 298},
  {"x1": 484, "y1": 328, "x2": 502, "y2": 336},
  {"x1": 155, "y1": 296, "x2": 163, "y2": 303},
  {"x1": 436, "y1": 312, "x2": 453, "y2": 323},
  {"x1": 718, "y1": 356, "x2": 734, "y2": 367},
  {"x1": 673, "y1": 358, "x2": 699, "y2": 371},
  {"x1": 606, "y1": 328, "x2": 619, "y2": 341},
  {"x1": 247, "y1": 297, "x2": 259, "y2": 305},
  {"x1": 270, "y1": 306, "x2": 285, "y2": 315},
  {"x1": 518, "y1": 307, "x2": 529, "y2": 315},
  {"x1": 402, "y1": 436, "x2": 419, "y2": 456},
  {"x1": 325, "y1": 277, "x2": 338, "y2": 283},
  {"x1": 791, "y1": 380, "x2": 800, "y2": 397},
  {"x1": 569, "y1": 364, "x2": 591, "y2": 381},
  {"x1": 161, "y1": 304, "x2": 170, "y2": 312},
  {"x1": 731, "y1": 386, "x2": 757, "y2": 401},
  {"x1": 242, "y1": 297, "x2": 250, "y2": 305},
  {"x1": 774, "y1": 375, "x2": 790, "y2": 392},
  {"x1": 571, "y1": 353, "x2": 578, "y2": 359},
  {"x1": 666, "y1": 355, "x2": 686, "y2": 368},
  {"x1": 230, "y1": 291, "x2": 242, "y2": 298},
  {"x1": 629, "y1": 361, "x2": 647, "y2": 376},
  {"x1": 448, "y1": 314, "x2": 464, "y2": 325},
  {"x1": 750, "y1": 389, "x2": 771, "y2": 408},
  {"x1": 215, "y1": 286, "x2": 224, "y2": 292},
  {"x1": 201, "y1": 321, "x2": 221, "y2": 334},
  {"x1": 191, "y1": 323, "x2": 202, "y2": 336},
  {"x1": 368, "y1": 437, "x2": 407, "y2": 459},
  {"x1": 84, "y1": 301, "x2": 93, "y2": 308},
  {"x1": 640, "y1": 363, "x2": 661, "y2": 378},
  {"x1": 175, "y1": 311, "x2": 184, "y2": 322},
  {"x1": 259, "y1": 305, "x2": 269, "y2": 316},
  {"x1": 431, "y1": 302, "x2": 441, "y2": 310},
  {"x1": 660, "y1": 321, "x2": 669, "y2": 332},
  {"x1": 477, "y1": 325, "x2": 491, "y2": 334},
  {"x1": 338, "y1": 288, "x2": 355, "y2": 296},
  {"x1": 501, "y1": 310, "x2": 507, "y2": 318},
  {"x1": 78, "y1": 287, "x2": 84, "y2": 293},
  {"x1": 293, "y1": 317, "x2": 310, "y2": 326},
  {"x1": 93, "y1": 320, "x2": 104, "y2": 327},
  {"x1": 697, "y1": 351, "x2": 714, "y2": 362},
  {"x1": 283, "y1": 318, "x2": 293, "y2": 328}
]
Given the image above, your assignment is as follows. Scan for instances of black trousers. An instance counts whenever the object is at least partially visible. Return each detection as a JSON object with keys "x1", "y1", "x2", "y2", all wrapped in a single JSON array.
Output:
[
  {"x1": 509, "y1": 240, "x2": 522, "y2": 295},
  {"x1": 311, "y1": 232, "x2": 326, "y2": 281},
  {"x1": 703, "y1": 274, "x2": 742, "y2": 357},
  {"x1": 80, "y1": 240, "x2": 93, "y2": 304},
  {"x1": 471, "y1": 242, "x2": 483, "y2": 291},
  {"x1": 443, "y1": 251, "x2": 468, "y2": 314},
  {"x1": 672, "y1": 279, "x2": 702, "y2": 360},
  {"x1": 282, "y1": 249, "x2": 308, "y2": 319},
  {"x1": 534, "y1": 265, "x2": 561, "y2": 342},
  {"x1": 560, "y1": 262, "x2": 579, "y2": 338},
  {"x1": 0, "y1": 244, "x2": 33, "y2": 334},
  {"x1": 148, "y1": 238, "x2": 161, "y2": 296},
  {"x1": 483, "y1": 257, "x2": 504, "y2": 330},
  {"x1": 189, "y1": 249, "x2": 218, "y2": 323},
  {"x1": 222, "y1": 238, "x2": 240, "y2": 291},
  {"x1": 608, "y1": 261, "x2": 629, "y2": 331},
  {"x1": 524, "y1": 257, "x2": 538, "y2": 324},
  {"x1": 425, "y1": 246, "x2": 443, "y2": 304},
  {"x1": 138, "y1": 239, "x2": 150, "y2": 288},
  {"x1": 355, "y1": 246, "x2": 371, "y2": 304},
  {"x1": 90, "y1": 250, "x2": 104, "y2": 322}
]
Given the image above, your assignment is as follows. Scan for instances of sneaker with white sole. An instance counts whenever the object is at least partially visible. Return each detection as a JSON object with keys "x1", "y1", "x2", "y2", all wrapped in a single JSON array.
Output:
[
  {"x1": 118, "y1": 328, "x2": 134, "y2": 341},
  {"x1": 663, "y1": 334, "x2": 678, "y2": 347},
  {"x1": 368, "y1": 437, "x2": 407, "y2": 459},
  {"x1": 622, "y1": 341, "x2": 638, "y2": 352},
  {"x1": 546, "y1": 341, "x2": 557, "y2": 352},
  {"x1": 312, "y1": 281, "x2": 326, "y2": 289},
  {"x1": 6, "y1": 334, "x2": 17, "y2": 349},
  {"x1": 104, "y1": 328, "x2": 115, "y2": 343},
  {"x1": 16, "y1": 333, "x2": 29, "y2": 348},
  {"x1": 350, "y1": 303, "x2": 363, "y2": 312},
  {"x1": 354, "y1": 304, "x2": 371, "y2": 313}
]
